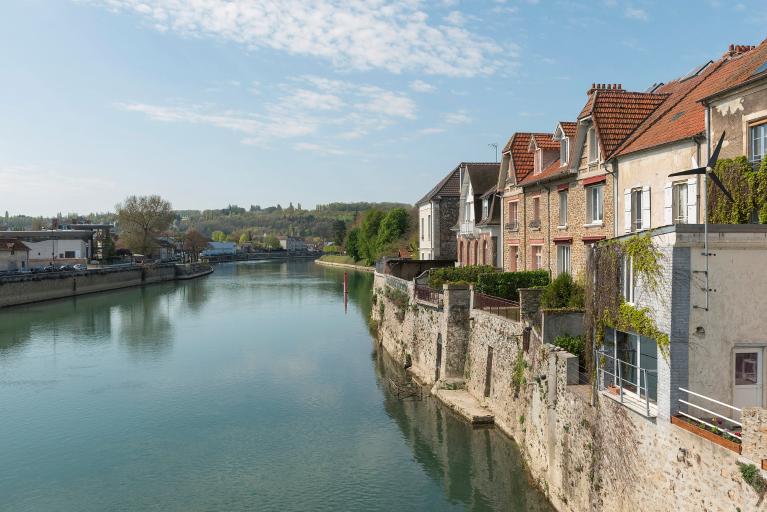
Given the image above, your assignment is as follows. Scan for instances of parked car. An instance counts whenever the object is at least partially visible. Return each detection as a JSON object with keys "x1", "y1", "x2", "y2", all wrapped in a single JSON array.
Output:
[
  {"x1": 43, "y1": 265, "x2": 57, "y2": 272},
  {"x1": 73, "y1": 264, "x2": 87, "y2": 271},
  {"x1": 59, "y1": 265, "x2": 75, "y2": 272}
]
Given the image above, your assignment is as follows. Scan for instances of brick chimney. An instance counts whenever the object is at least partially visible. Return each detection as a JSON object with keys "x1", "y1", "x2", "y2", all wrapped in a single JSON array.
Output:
[
  {"x1": 586, "y1": 83, "x2": 625, "y2": 95},
  {"x1": 724, "y1": 44, "x2": 756, "y2": 58}
]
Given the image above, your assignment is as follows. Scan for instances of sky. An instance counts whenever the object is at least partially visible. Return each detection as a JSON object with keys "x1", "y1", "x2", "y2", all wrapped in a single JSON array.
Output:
[{"x1": 0, "y1": 1, "x2": 765, "y2": 216}]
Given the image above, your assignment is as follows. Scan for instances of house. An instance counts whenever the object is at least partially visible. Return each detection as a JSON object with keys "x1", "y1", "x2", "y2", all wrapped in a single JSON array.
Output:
[
  {"x1": 499, "y1": 132, "x2": 536, "y2": 271},
  {"x1": 609, "y1": 43, "x2": 764, "y2": 234},
  {"x1": 454, "y1": 163, "x2": 502, "y2": 266},
  {"x1": 0, "y1": 239, "x2": 29, "y2": 271},
  {"x1": 416, "y1": 164, "x2": 463, "y2": 260},
  {"x1": 0, "y1": 230, "x2": 93, "y2": 266},
  {"x1": 278, "y1": 236, "x2": 307, "y2": 252}
]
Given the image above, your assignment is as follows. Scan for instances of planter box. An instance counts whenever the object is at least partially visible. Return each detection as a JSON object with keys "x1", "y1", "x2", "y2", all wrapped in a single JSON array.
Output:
[
  {"x1": 607, "y1": 385, "x2": 620, "y2": 395},
  {"x1": 671, "y1": 416, "x2": 742, "y2": 454}
]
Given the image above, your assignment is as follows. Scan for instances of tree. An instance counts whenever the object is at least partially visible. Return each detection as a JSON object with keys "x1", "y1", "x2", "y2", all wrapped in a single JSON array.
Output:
[
  {"x1": 115, "y1": 195, "x2": 174, "y2": 256},
  {"x1": 359, "y1": 209, "x2": 385, "y2": 264},
  {"x1": 346, "y1": 228, "x2": 361, "y2": 261},
  {"x1": 31, "y1": 217, "x2": 43, "y2": 231},
  {"x1": 332, "y1": 220, "x2": 346, "y2": 247},
  {"x1": 211, "y1": 230, "x2": 226, "y2": 242},
  {"x1": 264, "y1": 235, "x2": 281, "y2": 249},
  {"x1": 377, "y1": 208, "x2": 409, "y2": 247},
  {"x1": 183, "y1": 229, "x2": 209, "y2": 262},
  {"x1": 239, "y1": 232, "x2": 250, "y2": 245}
]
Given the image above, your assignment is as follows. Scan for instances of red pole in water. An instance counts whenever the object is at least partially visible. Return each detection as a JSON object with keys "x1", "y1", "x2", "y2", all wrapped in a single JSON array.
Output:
[{"x1": 344, "y1": 272, "x2": 348, "y2": 314}]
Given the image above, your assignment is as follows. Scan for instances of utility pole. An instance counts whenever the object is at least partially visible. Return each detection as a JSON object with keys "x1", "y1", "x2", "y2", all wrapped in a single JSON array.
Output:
[{"x1": 488, "y1": 143, "x2": 498, "y2": 163}]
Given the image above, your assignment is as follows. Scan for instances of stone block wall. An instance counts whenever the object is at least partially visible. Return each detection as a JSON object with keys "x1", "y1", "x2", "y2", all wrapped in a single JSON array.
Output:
[
  {"x1": 438, "y1": 197, "x2": 459, "y2": 260},
  {"x1": 742, "y1": 407, "x2": 767, "y2": 464}
]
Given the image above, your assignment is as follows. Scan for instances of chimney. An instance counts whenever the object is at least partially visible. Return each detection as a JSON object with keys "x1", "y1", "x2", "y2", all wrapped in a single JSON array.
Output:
[
  {"x1": 724, "y1": 44, "x2": 755, "y2": 58},
  {"x1": 587, "y1": 83, "x2": 625, "y2": 95}
]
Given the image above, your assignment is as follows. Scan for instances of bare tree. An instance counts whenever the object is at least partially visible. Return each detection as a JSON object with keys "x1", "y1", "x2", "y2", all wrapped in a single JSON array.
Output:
[
  {"x1": 115, "y1": 195, "x2": 174, "y2": 256},
  {"x1": 183, "y1": 229, "x2": 209, "y2": 262}
]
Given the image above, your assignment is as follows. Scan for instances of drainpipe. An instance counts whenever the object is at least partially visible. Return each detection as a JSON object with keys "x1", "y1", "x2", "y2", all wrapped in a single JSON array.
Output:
[
  {"x1": 543, "y1": 183, "x2": 552, "y2": 276},
  {"x1": 612, "y1": 161, "x2": 619, "y2": 237},
  {"x1": 701, "y1": 106, "x2": 712, "y2": 311}
]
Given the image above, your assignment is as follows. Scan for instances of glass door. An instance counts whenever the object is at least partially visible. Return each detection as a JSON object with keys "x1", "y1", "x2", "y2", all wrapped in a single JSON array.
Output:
[{"x1": 734, "y1": 349, "x2": 763, "y2": 409}]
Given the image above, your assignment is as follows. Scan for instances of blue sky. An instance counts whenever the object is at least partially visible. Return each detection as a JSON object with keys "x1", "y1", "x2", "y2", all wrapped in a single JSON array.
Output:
[{"x1": 1, "y1": 1, "x2": 765, "y2": 216}]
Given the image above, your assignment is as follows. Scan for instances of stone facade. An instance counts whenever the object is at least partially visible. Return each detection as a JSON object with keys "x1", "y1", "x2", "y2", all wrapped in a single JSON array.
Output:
[
  {"x1": 373, "y1": 271, "x2": 767, "y2": 511},
  {"x1": 707, "y1": 75, "x2": 767, "y2": 162}
]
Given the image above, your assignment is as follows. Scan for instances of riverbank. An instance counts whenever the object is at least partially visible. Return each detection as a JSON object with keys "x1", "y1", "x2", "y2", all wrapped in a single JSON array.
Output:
[
  {"x1": 372, "y1": 271, "x2": 764, "y2": 511},
  {"x1": 0, "y1": 262, "x2": 213, "y2": 308},
  {"x1": 314, "y1": 258, "x2": 374, "y2": 273}
]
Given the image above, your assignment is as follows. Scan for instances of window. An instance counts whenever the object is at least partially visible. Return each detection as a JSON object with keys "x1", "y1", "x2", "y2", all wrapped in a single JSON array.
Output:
[
  {"x1": 560, "y1": 138, "x2": 569, "y2": 164},
  {"x1": 586, "y1": 184, "x2": 604, "y2": 224},
  {"x1": 64, "y1": 251, "x2": 76, "y2": 259},
  {"x1": 672, "y1": 182, "x2": 688, "y2": 224},
  {"x1": 588, "y1": 127, "x2": 599, "y2": 163},
  {"x1": 428, "y1": 214, "x2": 432, "y2": 240},
  {"x1": 557, "y1": 245, "x2": 571, "y2": 275},
  {"x1": 750, "y1": 123, "x2": 767, "y2": 164},
  {"x1": 558, "y1": 190, "x2": 568, "y2": 226},
  {"x1": 630, "y1": 188, "x2": 643, "y2": 232},
  {"x1": 508, "y1": 202, "x2": 519, "y2": 230},
  {"x1": 482, "y1": 199, "x2": 489, "y2": 220},
  {"x1": 533, "y1": 197, "x2": 541, "y2": 222},
  {"x1": 603, "y1": 328, "x2": 658, "y2": 402},
  {"x1": 735, "y1": 352, "x2": 759, "y2": 385},
  {"x1": 622, "y1": 256, "x2": 635, "y2": 303},
  {"x1": 532, "y1": 246, "x2": 542, "y2": 270},
  {"x1": 421, "y1": 218, "x2": 424, "y2": 239}
]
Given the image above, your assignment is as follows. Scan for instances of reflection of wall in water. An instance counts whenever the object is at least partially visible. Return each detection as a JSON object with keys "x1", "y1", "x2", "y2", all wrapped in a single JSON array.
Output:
[{"x1": 372, "y1": 350, "x2": 552, "y2": 512}]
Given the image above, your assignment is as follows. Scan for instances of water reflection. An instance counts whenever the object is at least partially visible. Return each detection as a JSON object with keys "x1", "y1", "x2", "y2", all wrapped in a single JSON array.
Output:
[{"x1": 372, "y1": 340, "x2": 553, "y2": 511}]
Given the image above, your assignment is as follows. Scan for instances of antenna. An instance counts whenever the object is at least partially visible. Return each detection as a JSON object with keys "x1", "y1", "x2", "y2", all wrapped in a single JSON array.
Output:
[{"x1": 488, "y1": 143, "x2": 498, "y2": 163}]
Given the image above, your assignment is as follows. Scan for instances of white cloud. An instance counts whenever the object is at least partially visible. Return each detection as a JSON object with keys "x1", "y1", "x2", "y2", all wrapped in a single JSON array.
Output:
[
  {"x1": 410, "y1": 80, "x2": 436, "y2": 93},
  {"x1": 624, "y1": 6, "x2": 648, "y2": 20},
  {"x1": 293, "y1": 142, "x2": 349, "y2": 156},
  {"x1": 417, "y1": 127, "x2": 446, "y2": 135},
  {"x1": 444, "y1": 10, "x2": 465, "y2": 25},
  {"x1": 116, "y1": 76, "x2": 418, "y2": 146},
  {"x1": 86, "y1": 0, "x2": 503, "y2": 77},
  {"x1": 444, "y1": 110, "x2": 472, "y2": 124}
]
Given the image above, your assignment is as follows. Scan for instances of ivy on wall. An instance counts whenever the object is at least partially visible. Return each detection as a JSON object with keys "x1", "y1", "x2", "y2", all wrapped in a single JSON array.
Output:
[
  {"x1": 709, "y1": 156, "x2": 767, "y2": 224},
  {"x1": 584, "y1": 233, "x2": 667, "y2": 377}
]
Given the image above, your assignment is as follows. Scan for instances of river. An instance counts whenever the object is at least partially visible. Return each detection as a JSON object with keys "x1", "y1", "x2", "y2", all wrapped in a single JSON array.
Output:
[{"x1": 0, "y1": 261, "x2": 553, "y2": 512}]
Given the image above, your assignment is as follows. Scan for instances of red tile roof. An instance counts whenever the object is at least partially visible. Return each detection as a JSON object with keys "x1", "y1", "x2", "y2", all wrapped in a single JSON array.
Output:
[
  {"x1": 519, "y1": 157, "x2": 569, "y2": 187},
  {"x1": 616, "y1": 39, "x2": 767, "y2": 157},
  {"x1": 559, "y1": 122, "x2": 577, "y2": 139},
  {"x1": 0, "y1": 239, "x2": 29, "y2": 252},
  {"x1": 503, "y1": 132, "x2": 552, "y2": 184},
  {"x1": 579, "y1": 88, "x2": 669, "y2": 158},
  {"x1": 531, "y1": 133, "x2": 559, "y2": 151}
]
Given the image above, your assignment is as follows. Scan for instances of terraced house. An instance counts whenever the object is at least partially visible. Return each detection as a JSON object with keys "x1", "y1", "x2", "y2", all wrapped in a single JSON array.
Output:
[{"x1": 454, "y1": 162, "x2": 502, "y2": 267}]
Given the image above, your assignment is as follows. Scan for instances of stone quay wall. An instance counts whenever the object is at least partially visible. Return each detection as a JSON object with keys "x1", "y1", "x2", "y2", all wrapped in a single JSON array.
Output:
[
  {"x1": 372, "y1": 270, "x2": 767, "y2": 511},
  {"x1": 0, "y1": 263, "x2": 212, "y2": 308}
]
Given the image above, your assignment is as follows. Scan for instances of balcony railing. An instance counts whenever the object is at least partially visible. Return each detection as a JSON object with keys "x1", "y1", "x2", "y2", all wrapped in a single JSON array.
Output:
[
  {"x1": 473, "y1": 291, "x2": 520, "y2": 322},
  {"x1": 528, "y1": 218, "x2": 541, "y2": 229},
  {"x1": 597, "y1": 349, "x2": 657, "y2": 418},
  {"x1": 459, "y1": 221, "x2": 475, "y2": 235},
  {"x1": 415, "y1": 284, "x2": 443, "y2": 307},
  {"x1": 506, "y1": 220, "x2": 519, "y2": 231},
  {"x1": 676, "y1": 387, "x2": 742, "y2": 441}
]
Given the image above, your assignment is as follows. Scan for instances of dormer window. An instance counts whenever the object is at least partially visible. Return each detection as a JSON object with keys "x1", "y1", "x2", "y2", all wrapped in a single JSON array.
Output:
[
  {"x1": 482, "y1": 198, "x2": 489, "y2": 220},
  {"x1": 588, "y1": 127, "x2": 599, "y2": 163},
  {"x1": 560, "y1": 138, "x2": 569, "y2": 164}
]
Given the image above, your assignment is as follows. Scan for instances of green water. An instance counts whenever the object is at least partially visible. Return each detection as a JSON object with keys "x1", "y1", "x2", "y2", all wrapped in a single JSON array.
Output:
[{"x1": 0, "y1": 261, "x2": 553, "y2": 512}]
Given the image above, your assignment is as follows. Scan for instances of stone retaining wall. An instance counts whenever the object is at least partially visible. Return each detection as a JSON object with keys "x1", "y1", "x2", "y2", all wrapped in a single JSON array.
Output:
[{"x1": 373, "y1": 271, "x2": 767, "y2": 511}]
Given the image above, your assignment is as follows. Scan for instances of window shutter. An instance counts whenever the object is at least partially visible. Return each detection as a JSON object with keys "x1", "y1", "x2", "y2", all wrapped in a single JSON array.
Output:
[
  {"x1": 641, "y1": 186, "x2": 651, "y2": 230},
  {"x1": 687, "y1": 177, "x2": 698, "y2": 223},
  {"x1": 623, "y1": 189, "x2": 632, "y2": 233},
  {"x1": 664, "y1": 182, "x2": 673, "y2": 225}
]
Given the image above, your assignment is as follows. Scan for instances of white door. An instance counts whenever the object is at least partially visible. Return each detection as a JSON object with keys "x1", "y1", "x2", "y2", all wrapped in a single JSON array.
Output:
[{"x1": 733, "y1": 348, "x2": 763, "y2": 409}]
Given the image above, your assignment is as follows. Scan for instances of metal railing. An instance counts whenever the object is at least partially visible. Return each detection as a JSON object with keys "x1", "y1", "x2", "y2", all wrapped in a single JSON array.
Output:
[
  {"x1": 676, "y1": 387, "x2": 742, "y2": 441},
  {"x1": 414, "y1": 284, "x2": 443, "y2": 307},
  {"x1": 473, "y1": 291, "x2": 520, "y2": 321},
  {"x1": 385, "y1": 274, "x2": 409, "y2": 293},
  {"x1": 597, "y1": 349, "x2": 657, "y2": 417},
  {"x1": 528, "y1": 218, "x2": 541, "y2": 229},
  {"x1": 506, "y1": 220, "x2": 519, "y2": 231}
]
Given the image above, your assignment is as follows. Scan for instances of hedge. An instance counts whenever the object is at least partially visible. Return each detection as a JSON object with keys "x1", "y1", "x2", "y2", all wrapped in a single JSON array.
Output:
[
  {"x1": 475, "y1": 270, "x2": 550, "y2": 300},
  {"x1": 429, "y1": 265, "x2": 496, "y2": 288}
]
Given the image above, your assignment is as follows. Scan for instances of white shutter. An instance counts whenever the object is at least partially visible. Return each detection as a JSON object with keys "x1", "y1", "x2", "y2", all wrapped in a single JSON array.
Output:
[
  {"x1": 623, "y1": 189, "x2": 632, "y2": 233},
  {"x1": 641, "y1": 186, "x2": 651, "y2": 230},
  {"x1": 664, "y1": 182, "x2": 673, "y2": 225},
  {"x1": 687, "y1": 177, "x2": 698, "y2": 224}
]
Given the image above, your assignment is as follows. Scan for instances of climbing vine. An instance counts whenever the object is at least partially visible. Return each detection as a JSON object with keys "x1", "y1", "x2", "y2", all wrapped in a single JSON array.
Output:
[
  {"x1": 584, "y1": 232, "x2": 668, "y2": 377},
  {"x1": 709, "y1": 156, "x2": 767, "y2": 224}
]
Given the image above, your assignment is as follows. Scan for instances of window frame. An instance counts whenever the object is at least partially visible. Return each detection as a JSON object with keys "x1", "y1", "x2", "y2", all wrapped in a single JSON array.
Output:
[
  {"x1": 560, "y1": 137, "x2": 569, "y2": 164},
  {"x1": 557, "y1": 244, "x2": 571, "y2": 275},
  {"x1": 532, "y1": 245, "x2": 543, "y2": 270},
  {"x1": 586, "y1": 184, "x2": 604, "y2": 224},
  {"x1": 672, "y1": 181, "x2": 689, "y2": 224},
  {"x1": 558, "y1": 189, "x2": 568, "y2": 227},
  {"x1": 482, "y1": 198, "x2": 489, "y2": 220},
  {"x1": 532, "y1": 196, "x2": 541, "y2": 222},
  {"x1": 750, "y1": 122, "x2": 767, "y2": 164},
  {"x1": 622, "y1": 256, "x2": 635, "y2": 304},
  {"x1": 630, "y1": 187, "x2": 643, "y2": 232},
  {"x1": 508, "y1": 201, "x2": 519, "y2": 230},
  {"x1": 588, "y1": 127, "x2": 599, "y2": 164}
]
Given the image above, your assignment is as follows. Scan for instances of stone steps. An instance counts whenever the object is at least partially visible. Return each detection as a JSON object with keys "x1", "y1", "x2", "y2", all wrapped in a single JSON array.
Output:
[{"x1": 433, "y1": 388, "x2": 494, "y2": 426}]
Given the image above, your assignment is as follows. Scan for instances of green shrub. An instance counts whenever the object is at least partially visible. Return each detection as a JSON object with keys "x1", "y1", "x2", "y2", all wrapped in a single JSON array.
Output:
[
  {"x1": 475, "y1": 270, "x2": 550, "y2": 300},
  {"x1": 553, "y1": 334, "x2": 584, "y2": 357},
  {"x1": 322, "y1": 244, "x2": 340, "y2": 254},
  {"x1": 540, "y1": 272, "x2": 585, "y2": 309},
  {"x1": 429, "y1": 265, "x2": 496, "y2": 288},
  {"x1": 319, "y1": 255, "x2": 361, "y2": 265}
]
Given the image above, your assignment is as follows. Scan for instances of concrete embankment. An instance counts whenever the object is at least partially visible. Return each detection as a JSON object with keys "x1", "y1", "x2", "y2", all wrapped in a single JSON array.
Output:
[
  {"x1": 0, "y1": 263, "x2": 213, "y2": 308},
  {"x1": 314, "y1": 259, "x2": 374, "y2": 272},
  {"x1": 372, "y1": 271, "x2": 764, "y2": 512}
]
